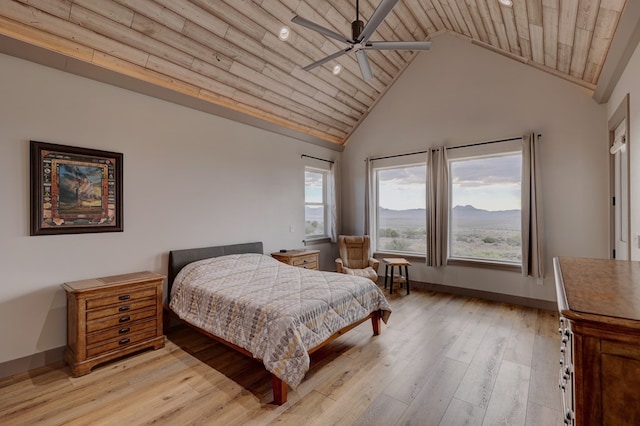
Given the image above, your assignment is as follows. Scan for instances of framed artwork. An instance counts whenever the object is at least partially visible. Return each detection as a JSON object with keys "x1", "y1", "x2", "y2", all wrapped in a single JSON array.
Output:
[{"x1": 30, "y1": 141, "x2": 123, "y2": 235}]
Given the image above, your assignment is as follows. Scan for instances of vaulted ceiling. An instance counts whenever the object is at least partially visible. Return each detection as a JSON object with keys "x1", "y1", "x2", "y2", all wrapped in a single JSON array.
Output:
[{"x1": 0, "y1": 0, "x2": 633, "y2": 147}]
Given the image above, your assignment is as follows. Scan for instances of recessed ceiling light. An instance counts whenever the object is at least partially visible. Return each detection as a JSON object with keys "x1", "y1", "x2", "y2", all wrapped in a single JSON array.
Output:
[
  {"x1": 499, "y1": 0, "x2": 513, "y2": 6},
  {"x1": 278, "y1": 26, "x2": 290, "y2": 41},
  {"x1": 332, "y1": 64, "x2": 342, "y2": 76}
]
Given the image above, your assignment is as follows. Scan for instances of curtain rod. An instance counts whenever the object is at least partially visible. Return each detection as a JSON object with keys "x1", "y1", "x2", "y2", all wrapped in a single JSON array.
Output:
[
  {"x1": 301, "y1": 154, "x2": 335, "y2": 164},
  {"x1": 368, "y1": 134, "x2": 542, "y2": 162}
]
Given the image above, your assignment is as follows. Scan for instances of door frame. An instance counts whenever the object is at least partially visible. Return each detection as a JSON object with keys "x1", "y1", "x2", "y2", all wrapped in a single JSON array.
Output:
[{"x1": 609, "y1": 94, "x2": 631, "y2": 260}]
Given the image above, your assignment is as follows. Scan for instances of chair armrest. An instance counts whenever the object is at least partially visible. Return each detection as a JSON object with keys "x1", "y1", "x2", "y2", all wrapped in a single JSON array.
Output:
[
  {"x1": 368, "y1": 258, "x2": 380, "y2": 271},
  {"x1": 335, "y1": 258, "x2": 344, "y2": 273}
]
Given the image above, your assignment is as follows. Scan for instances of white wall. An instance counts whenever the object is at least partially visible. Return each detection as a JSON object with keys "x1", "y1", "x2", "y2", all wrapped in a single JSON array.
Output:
[
  {"x1": 341, "y1": 34, "x2": 609, "y2": 302},
  {"x1": 0, "y1": 53, "x2": 338, "y2": 366},
  {"x1": 608, "y1": 39, "x2": 640, "y2": 260}
]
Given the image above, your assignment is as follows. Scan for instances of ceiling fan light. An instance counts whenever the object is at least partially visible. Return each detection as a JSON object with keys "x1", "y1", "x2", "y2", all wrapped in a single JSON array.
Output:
[
  {"x1": 332, "y1": 64, "x2": 342, "y2": 75},
  {"x1": 278, "y1": 26, "x2": 290, "y2": 41},
  {"x1": 499, "y1": 0, "x2": 513, "y2": 6}
]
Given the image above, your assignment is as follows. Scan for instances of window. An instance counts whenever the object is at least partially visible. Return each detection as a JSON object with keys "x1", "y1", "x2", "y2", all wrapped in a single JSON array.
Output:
[
  {"x1": 305, "y1": 168, "x2": 327, "y2": 238},
  {"x1": 449, "y1": 152, "x2": 522, "y2": 264},
  {"x1": 375, "y1": 163, "x2": 426, "y2": 255}
]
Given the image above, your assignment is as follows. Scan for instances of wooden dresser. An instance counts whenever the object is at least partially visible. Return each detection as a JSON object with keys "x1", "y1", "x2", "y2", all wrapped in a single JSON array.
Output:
[
  {"x1": 271, "y1": 249, "x2": 319, "y2": 270},
  {"x1": 553, "y1": 257, "x2": 640, "y2": 426},
  {"x1": 62, "y1": 271, "x2": 165, "y2": 377}
]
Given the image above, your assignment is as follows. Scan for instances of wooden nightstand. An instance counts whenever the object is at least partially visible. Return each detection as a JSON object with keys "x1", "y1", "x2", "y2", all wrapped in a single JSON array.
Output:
[
  {"x1": 62, "y1": 271, "x2": 165, "y2": 377},
  {"x1": 271, "y1": 250, "x2": 320, "y2": 270}
]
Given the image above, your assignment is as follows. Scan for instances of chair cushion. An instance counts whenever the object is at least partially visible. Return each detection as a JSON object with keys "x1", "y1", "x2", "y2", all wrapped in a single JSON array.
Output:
[
  {"x1": 338, "y1": 235, "x2": 372, "y2": 270},
  {"x1": 343, "y1": 266, "x2": 378, "y2": 282}
]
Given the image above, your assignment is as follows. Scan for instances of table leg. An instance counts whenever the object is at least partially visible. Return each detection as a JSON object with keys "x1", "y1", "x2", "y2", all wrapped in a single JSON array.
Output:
[
  {"x1": 390, "y1": 266, "x2": 394, "y2": 294},
  {"x1": 384, "y1": 264, "x2": 389, "y2": 289},
  {"x1": 405, "y1": 265, "x2": 410, "y2": 295}
]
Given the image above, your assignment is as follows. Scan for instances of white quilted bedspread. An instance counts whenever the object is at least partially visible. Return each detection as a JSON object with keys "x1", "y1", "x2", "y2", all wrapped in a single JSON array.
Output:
[{"x1": 169, "y1": 253, "x2": 391, "y2": 388}]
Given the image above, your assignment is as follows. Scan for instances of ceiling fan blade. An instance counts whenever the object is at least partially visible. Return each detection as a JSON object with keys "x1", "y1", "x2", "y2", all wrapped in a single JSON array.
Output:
[
  {"x1": 291, "y1": 15, "x2": 351, "y2": 44},
  {"x1": 355, "y1": 50, "x2": 374, "y2": 81},
  {"x1": 302, "y1": 48, "x2": 352, "y2": 71},
  {"x1": 366, "y1": 41, "x2": 432, "y2": 51},
  {"x1": 358, "y1": 0, "x2": 401, "y2": 42}
]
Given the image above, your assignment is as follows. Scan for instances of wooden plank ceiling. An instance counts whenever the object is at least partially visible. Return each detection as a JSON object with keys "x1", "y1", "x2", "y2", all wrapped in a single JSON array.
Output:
[{"x1": 0, "y1": 0, "x2": 628, "y2": 146}]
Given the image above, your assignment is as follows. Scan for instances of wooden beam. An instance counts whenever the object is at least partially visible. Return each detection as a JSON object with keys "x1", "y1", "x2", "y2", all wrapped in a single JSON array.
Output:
[
  {"x1": 471, "y1": 37, "x2": 596, "y2": 91},
  {"x1": 593, "y1": 0, "x2": 640, "y2": 103}
]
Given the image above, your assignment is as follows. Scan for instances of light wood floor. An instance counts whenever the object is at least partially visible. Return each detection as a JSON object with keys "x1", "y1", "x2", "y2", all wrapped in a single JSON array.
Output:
[{"x1": 0, "y1": 288, "x2": 564, "y2": 425}]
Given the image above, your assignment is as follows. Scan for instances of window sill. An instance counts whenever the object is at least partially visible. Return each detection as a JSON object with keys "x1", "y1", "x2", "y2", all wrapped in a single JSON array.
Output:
[
  {"x1": 372, "y1": 253, "x2": 522, "y2": 273},
  {"x1": 303, "y1": 237, "x2": 331, "y2": 245},
  {"x1": 447, "y1": 258, "x2": 522, "y2": 273},
  {"x1": 373, "y1": 252, "x2": 426, "y2": 263}
]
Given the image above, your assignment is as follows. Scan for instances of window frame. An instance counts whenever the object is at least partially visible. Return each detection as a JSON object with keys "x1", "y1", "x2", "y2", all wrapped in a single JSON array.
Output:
[
  {"x1": 304, "y1": 167, "x2": 329, "y2": 240},
  {"x1": 372, "y1": 159, "x2": 427, "y2": 257},
  {"x1": 446, "y1": 140, "x2": 523, "y2": 272}
]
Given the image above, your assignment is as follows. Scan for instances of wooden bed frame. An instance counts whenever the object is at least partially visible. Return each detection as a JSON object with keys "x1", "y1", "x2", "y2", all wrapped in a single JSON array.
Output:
[{"x1": 163, "y1": 241, "x2": 382, "y2": 405}]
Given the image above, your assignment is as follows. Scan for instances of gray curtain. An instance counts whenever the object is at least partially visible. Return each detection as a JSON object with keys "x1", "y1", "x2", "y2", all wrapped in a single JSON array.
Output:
[
  {"x1": 327, "y1": 165, "x2": 337, "y2": 243},
  {"x1": 364, "y1": 158, "x2": 373, "y2": 236},
  {"x1": 427, "y1": 147, "x2": 449, "y2": 267},
  {"x1": 522, "y1": 133, "x2": 545, "y2": 278}
]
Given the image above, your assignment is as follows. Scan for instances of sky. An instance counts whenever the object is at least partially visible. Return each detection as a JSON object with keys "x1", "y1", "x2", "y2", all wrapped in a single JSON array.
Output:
[
  {"x1": 451, "y1": 154, "x2": 521, "y2": 211},
  {"x1": 305, "y1": 170, "x2": 324, "y2": 203},
  {"x1": 377, "y1": 154, "x2": 522, "y2": 212},
  {"x1": 378, "y1": 165, "x2": 426, "y2": 210}
]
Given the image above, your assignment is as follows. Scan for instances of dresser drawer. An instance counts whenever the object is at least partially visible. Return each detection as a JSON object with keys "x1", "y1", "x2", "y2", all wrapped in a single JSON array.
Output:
[
  {"x1": 86, "y1": 318, "x2": 157, "y2": 346},
  {"x1": 86, "y1": 286, "x2": 157, "y2": 310},
  {"x1": 86, "y1": 306, "x2": 157, "y2": 333},
  {"x1": 87, "y1": 318, "x2": 156, "y2": 345},
  {"x1": 86, "y1": 297, "x2": 156, "y2": 321},
  {"x1": 272, "y1": 250, "x2": 320, "y2": 270},
  {"x1": 558, "y1": 317, "x2": 575, "y2": 425},
  {"x1": 86, "y1": 328, "x2": 159, "y2": 358},
  {"x1": 292, "y1": 255, "x2": 317, "y2": 269}
]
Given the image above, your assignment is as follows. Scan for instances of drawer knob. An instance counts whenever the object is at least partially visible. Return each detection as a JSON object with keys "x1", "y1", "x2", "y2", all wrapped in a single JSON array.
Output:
[
  {"x1": 119, "y1": 294, "x2": 131, "y2": 301},
  {"x1": 119, "y1": 327, "x2": 130, "y2": 334},
  {"x1": 119, "y1": 305, "x2": 130, "y2": 312},
  {"x1": 119, "y1": 315, "x2": 130, "y2": 323},
  {"x1": 119, "y1": 338, "x2": 130, "y2": 345}
]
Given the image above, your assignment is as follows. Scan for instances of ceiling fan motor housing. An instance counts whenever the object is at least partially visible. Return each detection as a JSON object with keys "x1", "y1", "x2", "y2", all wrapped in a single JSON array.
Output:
[{"x1": 352, "y1": 20, "x2": 364, "y2": 41}]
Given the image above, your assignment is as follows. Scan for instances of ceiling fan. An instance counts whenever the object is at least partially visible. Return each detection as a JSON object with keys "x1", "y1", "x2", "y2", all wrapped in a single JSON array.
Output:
[{"x1": 291, "y1": 0, "x2": 432, "y2": 81}]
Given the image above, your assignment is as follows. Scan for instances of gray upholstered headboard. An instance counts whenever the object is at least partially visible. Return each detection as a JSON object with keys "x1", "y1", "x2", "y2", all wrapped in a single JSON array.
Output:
[{"x1": 167, "y1": 241, "x2": 263, "y2": 297}]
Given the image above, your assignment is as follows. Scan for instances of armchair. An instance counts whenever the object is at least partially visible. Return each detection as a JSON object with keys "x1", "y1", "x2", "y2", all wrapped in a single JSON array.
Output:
[{"x1": 335, "y1": 235, "x2": 380, "y2": 282}]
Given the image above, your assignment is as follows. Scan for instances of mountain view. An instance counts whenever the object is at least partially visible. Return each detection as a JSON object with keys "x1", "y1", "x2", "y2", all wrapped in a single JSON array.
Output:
[
  {"x1": 378, "y1": 205, "x2": 520, "y2": 228},
  {"x1": 305, "y1": 204, "x2": 521, "y2": 263},
  {"x1": 376, "y1": 205, "x2": 522, "y2": 262}
]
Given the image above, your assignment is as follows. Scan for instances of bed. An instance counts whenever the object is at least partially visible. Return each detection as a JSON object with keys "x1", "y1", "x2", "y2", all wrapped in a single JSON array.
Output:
[{"x1": 163, "y1": 241, "x2": 391, "y2": 405}]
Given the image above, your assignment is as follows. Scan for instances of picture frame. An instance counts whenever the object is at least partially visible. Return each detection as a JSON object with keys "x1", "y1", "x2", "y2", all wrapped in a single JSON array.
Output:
[{"x1": 30, "y1": 141, "x2": 123, "y2": 235}]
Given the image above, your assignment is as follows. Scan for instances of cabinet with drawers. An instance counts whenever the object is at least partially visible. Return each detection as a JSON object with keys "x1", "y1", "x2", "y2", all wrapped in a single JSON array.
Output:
[
  {"x1": 62, "y1": 271, "x2": 165, "y2": 376},
  {"x1": 553, "y1": 257, "x2": 640, "y2": 426},
  {"x1": 271, "y1": 249, "x2": 320, "y2": 270}
]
